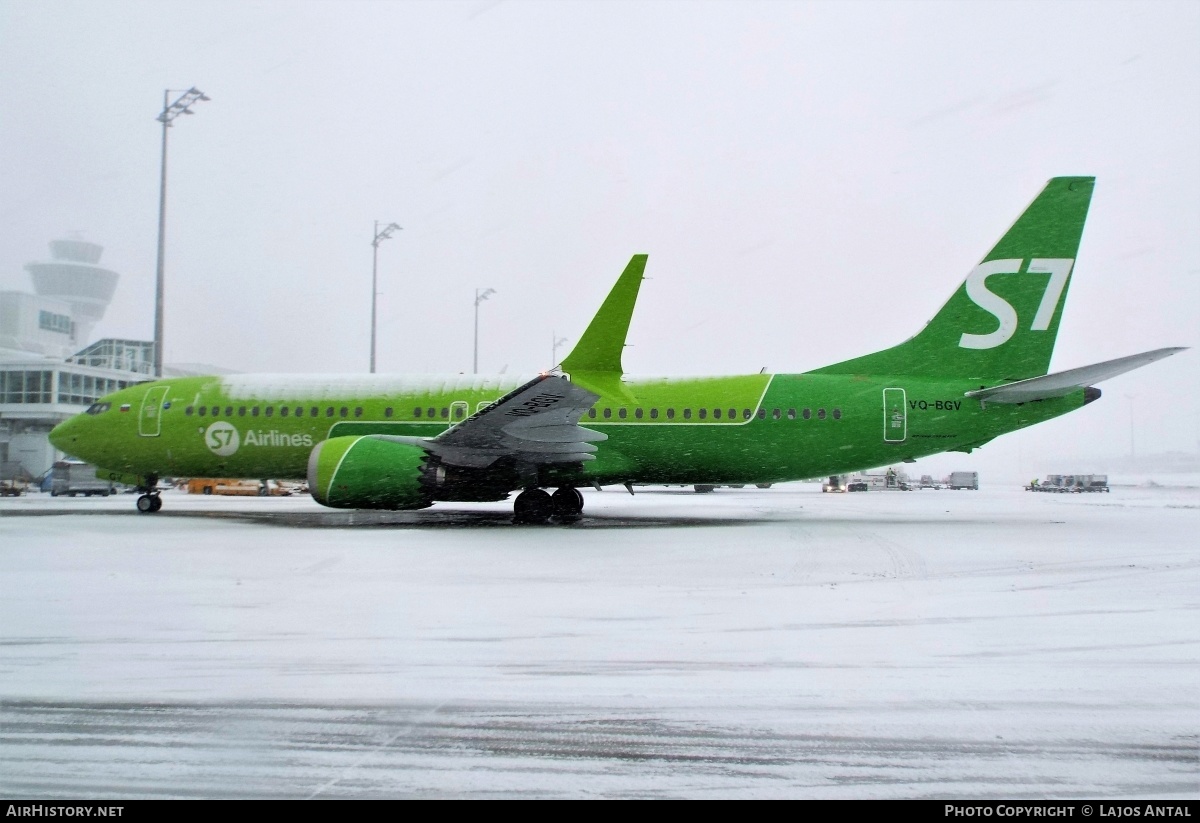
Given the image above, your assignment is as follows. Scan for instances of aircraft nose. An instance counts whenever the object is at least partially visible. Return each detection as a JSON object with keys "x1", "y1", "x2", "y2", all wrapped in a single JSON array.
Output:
[
  {"x1": 49, "y1": 415, "x2": 85, "y2": 457},
  {"x1": 48, "y1": 418, "x2": 70, "y2": 451}
]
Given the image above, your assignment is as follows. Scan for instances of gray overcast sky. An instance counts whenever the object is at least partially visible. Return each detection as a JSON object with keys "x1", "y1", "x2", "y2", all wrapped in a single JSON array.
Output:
[{"x1": 1, "y1": 0, "x2": 1197, "y2": 467}]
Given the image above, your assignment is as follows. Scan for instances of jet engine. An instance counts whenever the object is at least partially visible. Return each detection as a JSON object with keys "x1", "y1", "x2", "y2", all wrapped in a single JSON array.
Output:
[{"x1": 307, "y1": 435, "x2": 432, "y2": 510}]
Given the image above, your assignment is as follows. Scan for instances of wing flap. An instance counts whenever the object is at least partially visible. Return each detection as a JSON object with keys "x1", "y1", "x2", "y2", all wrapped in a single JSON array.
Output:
[
  {"x1": 500, "y1": 422, "x2": 608, "y2": 444},
  {"x1": 422, "y1": 374, "x2": 604, "y2": 467},
  {"x1": 499, "y1": 436, "x2": 599, "y2": 454}
]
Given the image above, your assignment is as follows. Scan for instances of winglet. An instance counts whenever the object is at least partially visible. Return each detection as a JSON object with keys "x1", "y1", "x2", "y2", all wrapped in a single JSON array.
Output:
[{"x1": 560, "y1": 254, "x2": 647, "y2": 375}]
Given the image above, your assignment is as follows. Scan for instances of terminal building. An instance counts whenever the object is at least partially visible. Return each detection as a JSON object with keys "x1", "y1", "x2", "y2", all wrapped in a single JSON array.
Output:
[{"x1": 0, "y1": 237, "x2": 154, "y2": 483}]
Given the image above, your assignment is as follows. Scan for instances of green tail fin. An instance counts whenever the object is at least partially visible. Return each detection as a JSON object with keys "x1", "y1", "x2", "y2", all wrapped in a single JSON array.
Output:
[{"x1": 813, "y1": 177, "x2": 1095, "y2": 381}]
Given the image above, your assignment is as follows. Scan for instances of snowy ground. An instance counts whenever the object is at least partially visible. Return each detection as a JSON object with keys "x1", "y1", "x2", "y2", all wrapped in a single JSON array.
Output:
[{"x1": 1, "y1": 483, "x2": 1197, "y2": 799}]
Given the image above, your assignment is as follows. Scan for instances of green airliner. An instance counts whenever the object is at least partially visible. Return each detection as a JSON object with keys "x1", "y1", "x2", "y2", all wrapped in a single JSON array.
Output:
[{"x1": 50, "y1": 177, "x2": 1182, "y2": 522}]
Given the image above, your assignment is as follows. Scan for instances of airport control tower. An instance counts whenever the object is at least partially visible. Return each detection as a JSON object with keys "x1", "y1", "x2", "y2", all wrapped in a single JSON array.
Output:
[{"x1": 24, "y1": 236, "x2": 120, "y2": 348}]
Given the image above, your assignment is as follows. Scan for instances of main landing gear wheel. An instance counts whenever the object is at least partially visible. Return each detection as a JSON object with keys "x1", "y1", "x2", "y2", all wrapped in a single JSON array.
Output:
[
  {"x1": 513, "y1": 488, "x2": 553, "y2": 524},
  {"x1": 551, "y1": 487, "x2": 584, "y2": 522},
  {"x1": 136, "y1": 494, "x2": 163, "y2": 514}
]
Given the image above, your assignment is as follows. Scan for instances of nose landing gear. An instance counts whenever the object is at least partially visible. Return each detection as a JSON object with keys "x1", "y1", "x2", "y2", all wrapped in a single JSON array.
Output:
[
  {"x1": 513, "y1": 486, "x2": 584, "y2": 524},
  {"x1": 135, "y1": 476, "x2": 163, "y2": 513},
  {"x1": 136, "y1": 493, "x2": 162, "y2": 513}
]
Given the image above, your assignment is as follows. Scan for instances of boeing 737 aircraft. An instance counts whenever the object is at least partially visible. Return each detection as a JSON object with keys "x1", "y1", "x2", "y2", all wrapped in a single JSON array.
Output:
[{"x1": 50, "y1": 177, "x2": 1183, "y2": 522}]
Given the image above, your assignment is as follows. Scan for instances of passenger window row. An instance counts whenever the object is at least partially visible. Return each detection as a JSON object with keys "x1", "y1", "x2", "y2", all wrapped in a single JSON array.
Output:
[
  {"x1": 182, "y1": 404, "x2": 476, "y2": 421},
  {"x1": 180, "y1": 403, "x2": 843, "y2": 423},
  {"x1": 186, "y1": 405, "x2": 378, "y2": 419},
  {"x1": 413, "y1": 406, "x2": 467, "y2": 420},
  {"x1": 586, "y1": 407, "x2": 842, "y2": 421}
]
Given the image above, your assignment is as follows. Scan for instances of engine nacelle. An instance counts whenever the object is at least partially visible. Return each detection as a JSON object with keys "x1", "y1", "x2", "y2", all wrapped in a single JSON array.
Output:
[{"x1": 307, "y1": 435, "x2": 432, "y2": 510}]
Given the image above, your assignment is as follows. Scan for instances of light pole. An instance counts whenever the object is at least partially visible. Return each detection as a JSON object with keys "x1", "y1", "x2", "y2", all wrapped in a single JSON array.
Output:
[
  {"x1": 153, "y1": 87, "x2": 209, "y2": 378},
  {"x1": 473, "y1": 288, "x2": 495, "y2": 373},
  {"x1": 552, "y1": 331, "x2": 568, "y2": 367},
  {"x1": 370, "y1": 221, "x2": 401, "y2": 373}
]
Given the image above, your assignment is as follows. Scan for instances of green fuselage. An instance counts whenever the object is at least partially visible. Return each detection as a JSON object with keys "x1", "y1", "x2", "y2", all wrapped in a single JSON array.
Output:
[{"x1": 51, "y1": 371, "x2": 1084, "y2": 488}]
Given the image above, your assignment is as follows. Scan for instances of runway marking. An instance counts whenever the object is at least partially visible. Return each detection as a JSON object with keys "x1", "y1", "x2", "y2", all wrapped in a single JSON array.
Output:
[{"x1": 305, "y1": 701, "x2": 450, "y2": 799}]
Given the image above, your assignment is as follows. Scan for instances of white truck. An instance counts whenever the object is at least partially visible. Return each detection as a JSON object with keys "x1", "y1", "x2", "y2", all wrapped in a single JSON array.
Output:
[
  {"x1": 49, "y1": 461, "x2": 117, "y2": 497},
  {"x1": 946, "y1": 471, "x2": 979, "y2": 490}
]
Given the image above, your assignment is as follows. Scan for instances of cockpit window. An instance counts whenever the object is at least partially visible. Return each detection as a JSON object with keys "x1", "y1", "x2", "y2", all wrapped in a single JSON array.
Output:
[{"x1": 85, "y1": 402, "x2": 111, "y2": 415}]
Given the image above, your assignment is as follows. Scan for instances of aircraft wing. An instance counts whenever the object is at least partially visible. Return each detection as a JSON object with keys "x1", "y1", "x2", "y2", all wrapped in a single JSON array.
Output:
[
  {"x1": 964, "y1": 347, "x2": 1185, "y2": 404},
  {"x1": 412, "y1": 374, "x2": 606, "y2": 468}
]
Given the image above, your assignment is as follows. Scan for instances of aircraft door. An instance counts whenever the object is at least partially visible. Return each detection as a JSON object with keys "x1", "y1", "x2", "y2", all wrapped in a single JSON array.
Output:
[
  {"x1": 138, "y1": 386, "x2": 170, "y2": 437},
  {"x1": 883, "y1": 388, "x2": 906, "y2": 443},
  {"x1": 450, "y1": 401, "x2": 469, "y2": 425}
]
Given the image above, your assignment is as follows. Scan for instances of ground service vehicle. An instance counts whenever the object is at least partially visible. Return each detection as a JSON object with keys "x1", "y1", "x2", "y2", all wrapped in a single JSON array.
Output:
[
  {"x1": 822, "y1": 476, "x2": 847, "y2": 493},
  {"x1": 186, "y1": 478, "x2": 291, "y2": 496},
  {"x1": 1029, "y1": 474, "x2": 1109, "y2": 492},
  {"x1": 48, "y1": 178, "x2": 1184, "y2": 522},
  {"x1": 947, "y1": 471, "x2": 979, "y2": 490},
  {"x1": 49, "y1": 461, "x2": 115, "y2": 497}
]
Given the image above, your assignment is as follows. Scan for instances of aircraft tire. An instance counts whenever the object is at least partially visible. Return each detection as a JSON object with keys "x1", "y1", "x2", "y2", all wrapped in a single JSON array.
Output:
[
  {"x1": 149, "y1": 495, "x2": 163, "y2": 512},
  {"x1": 756, "y1": 483, "x2": 773, "y2": 489},
  {"x1": 551, "y1": 487, "x2": 584, "y2": 521},
  {"x1": 694, "y1": 485, "x2": 716, "y2": 493},
  {"x1": 514, "y1": 488, "x2": 553, "y2": 525},
  {"x1": 136, "y1": 494, "x2": 155, "y2": 513}
]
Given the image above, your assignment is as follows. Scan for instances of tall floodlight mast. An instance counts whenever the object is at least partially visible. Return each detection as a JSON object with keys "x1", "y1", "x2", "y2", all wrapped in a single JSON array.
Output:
[
  {"x1": 1125, "y1": 394, "x2": 1137, "y2": 457},
  {"x1": 473, "y1": 288, "x2": 495, "y2": 374},
  {"x1": 153, "y1": 87, "x2": 209, "y2": 378},
  {"x1": 370, "y1": 221, "x2": 401, "y2": 373}
]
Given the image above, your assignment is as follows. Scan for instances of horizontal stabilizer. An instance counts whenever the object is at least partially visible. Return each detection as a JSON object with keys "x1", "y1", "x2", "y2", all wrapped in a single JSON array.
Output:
[{"x1": 964, "y1": 347, "x2": 1185, "y2": 404}]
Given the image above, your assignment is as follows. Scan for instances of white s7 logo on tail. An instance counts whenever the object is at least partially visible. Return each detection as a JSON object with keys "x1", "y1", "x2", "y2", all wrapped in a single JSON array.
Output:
[{"x1": 959, "y1": 258, "x2": 1073, "y2": 350}]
